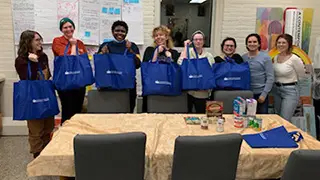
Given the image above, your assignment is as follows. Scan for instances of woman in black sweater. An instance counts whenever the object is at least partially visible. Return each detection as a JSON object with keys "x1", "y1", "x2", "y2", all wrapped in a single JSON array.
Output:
[
  {"x1": 142, "y1": 25, "x2": 180, "y2": 112},
  {"x1": 214, "y1": 37, "x2": 243, "y2": 64}
]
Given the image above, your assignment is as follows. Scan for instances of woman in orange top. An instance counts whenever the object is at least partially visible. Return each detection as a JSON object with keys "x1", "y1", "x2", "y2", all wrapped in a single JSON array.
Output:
[{"x1": 52, "y1": 17, "x2": 87, "y2": 124}]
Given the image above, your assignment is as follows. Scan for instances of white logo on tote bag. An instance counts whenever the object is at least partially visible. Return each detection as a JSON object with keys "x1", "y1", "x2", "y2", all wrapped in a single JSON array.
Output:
[
  {"x1": 65, "y1": 71, "x2": 81, "y2": 75},
  {"x1": 32, "y1": 98, "x2": 49, "y2": 103}
]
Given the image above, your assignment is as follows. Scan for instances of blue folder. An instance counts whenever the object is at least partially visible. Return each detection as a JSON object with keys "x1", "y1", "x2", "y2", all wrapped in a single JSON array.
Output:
[{"x1": 243, "y1": 126, "x2": 303, "y2": 148}]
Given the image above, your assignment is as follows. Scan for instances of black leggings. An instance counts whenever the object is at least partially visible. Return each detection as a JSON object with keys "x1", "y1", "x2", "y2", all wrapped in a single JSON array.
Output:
[
  {"x1": 187, "y1": 94, "x2": 207, "y2": 114},
  {"x1": 129, "y1": 88, "x2": 137, "y2": 113},
  {"x1": 58, "y1": 87, "x2": 86, "y2": 124}
]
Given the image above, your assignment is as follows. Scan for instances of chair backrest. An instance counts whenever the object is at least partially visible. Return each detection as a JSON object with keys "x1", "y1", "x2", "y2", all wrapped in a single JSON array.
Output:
[
  {"x1": 281, "y1": 150, "x2": 320, "y2": 180},
  {"x1": 147, "y1": 92, "x2": 188, "y2": 113},
  {"x1": 213, "y1": 90, "x2": 253, "y2": 114},
  {"x1": 74, "y1": 132, "x2": 146, "y2": 180},
  {"x1": 171, "y1": 133, "x2": 243, "y2": 180},
  {"x1": 87, "y1": 89, "x2": 130, "y2": 113}
]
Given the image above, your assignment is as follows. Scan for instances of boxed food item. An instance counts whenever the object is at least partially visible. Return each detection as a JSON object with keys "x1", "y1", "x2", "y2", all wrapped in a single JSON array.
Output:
[
  {"x1": 236, "y1": 96, "x2": 246, "y2": 115},
  {"x1": 206, "y1": 101, "x2": 223, "y2": 117},
  {"x1": 233, "y1": 97, "x2": 246, "y2": 117},
  {"x1": 233, "y1": 99, "x2": 241, "y2": 117},
  {"x1": 246, "y1": 98, "x2": 257, "y2": 116},
  {"x1": 184, "y1": 117, "x2": 201, "y2": 125}
]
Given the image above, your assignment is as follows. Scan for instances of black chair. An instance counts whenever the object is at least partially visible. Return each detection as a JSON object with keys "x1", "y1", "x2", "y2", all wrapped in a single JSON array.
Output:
[
  {"x1": 281, "y1": 149, "x2": 320, "y2": 180},
  {"x1": 74, "y1": 132, "x2": 146, "y2": 180},
  {"x1": 147, "y1": 92, "x2": 188, "y2": 113},
  {"x1": 213, "y1": 90, "x2": 253, "y2": 113},
  {"x1": 87, "y1": 89, "x2": 130, "y2": 113},
  {"x1": 171, "y1": 133, "x2": 243, "y2": 180}
]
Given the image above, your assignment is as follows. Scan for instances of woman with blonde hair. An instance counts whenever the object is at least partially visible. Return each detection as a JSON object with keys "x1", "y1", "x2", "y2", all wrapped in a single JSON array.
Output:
[
  {"x1": 142, "y1": 25, "x2": 179, "y2": 63},
  {"x1": 142, "y1": 25, "x2": 180, "y2": 112}
]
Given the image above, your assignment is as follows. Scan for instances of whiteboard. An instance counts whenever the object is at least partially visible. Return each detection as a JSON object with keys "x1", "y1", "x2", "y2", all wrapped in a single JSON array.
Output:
[{"x1": 11, "y1": 0, "x2": 144, "y2": 45}]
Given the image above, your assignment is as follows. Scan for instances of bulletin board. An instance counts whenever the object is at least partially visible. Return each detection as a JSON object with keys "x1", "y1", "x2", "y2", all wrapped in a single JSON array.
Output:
[{"x1": 11, "y1": 0, "x2": 144, "y2": 45}]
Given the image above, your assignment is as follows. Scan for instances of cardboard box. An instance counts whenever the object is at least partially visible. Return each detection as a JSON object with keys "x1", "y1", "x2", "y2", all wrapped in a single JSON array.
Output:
[{"x1": 206, "y1": 101, "x2": 223, "y2": 117}]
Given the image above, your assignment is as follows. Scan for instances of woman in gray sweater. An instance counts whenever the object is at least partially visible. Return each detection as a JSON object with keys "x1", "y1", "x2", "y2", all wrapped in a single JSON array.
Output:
[{"x1": 242, "y1": 33, "x2": 274, "y2": 114}]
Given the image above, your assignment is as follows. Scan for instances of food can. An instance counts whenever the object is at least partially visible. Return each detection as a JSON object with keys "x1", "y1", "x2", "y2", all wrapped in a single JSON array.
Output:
[
  {"x1": 254, "y1": 118, "x2": 262, "y2": 131},
  {"x1": 201, "y1": 117, "x2": 209, "y2": 130},
  {"x1": 216, "y1": 118, "x2": 224, "y2": 132},
  {"x1": 234, "y1": 116, "x2": 244, "y2": 128}
]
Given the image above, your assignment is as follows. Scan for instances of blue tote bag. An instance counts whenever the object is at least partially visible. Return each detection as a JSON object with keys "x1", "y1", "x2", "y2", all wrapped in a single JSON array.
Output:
[
  {"x1": 141, "y1": 48, "x2": 182, "y2": 96},
  {"x1": 180, "y1": 45, "x2": 215, "y2": 90},
  {"x1": 212, "y1": 57, "x2": 251, "y2": 90},
  {"x1": 13, "y1": 61, "x2": 60, "y2": 120},
  {"x1": 243, "y1": 126, "x2": 304, "y2": 148},
  {"x1": 93, "y1": 49, "x2": 135, "y2": 89},
  {"x1": 53, "y1": 43, "x2": 94, "y2": 91}
]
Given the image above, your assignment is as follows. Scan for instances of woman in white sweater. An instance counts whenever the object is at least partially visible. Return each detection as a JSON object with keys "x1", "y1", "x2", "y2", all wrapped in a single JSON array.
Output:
[{"x1": 272, "y1": 34, "x2": 305, "y2": 121}]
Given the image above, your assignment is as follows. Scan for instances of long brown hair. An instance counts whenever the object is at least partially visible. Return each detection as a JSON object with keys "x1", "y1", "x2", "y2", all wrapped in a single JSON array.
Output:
[
  {"x1": 17, "y1": 30, "x2": 43, "y2": 57},
  {"x1": 275, "y1": 33, "x2": 293, "y2": 53},
  {"x1": 152, "y1": 25, "x2": 174, "y2": 49}
]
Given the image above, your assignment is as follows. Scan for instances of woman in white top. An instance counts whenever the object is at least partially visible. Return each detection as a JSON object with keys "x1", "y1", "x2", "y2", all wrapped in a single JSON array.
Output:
[
  {"x1": 178, "y1": 30, "x2": 215, "y2": 113},
  {"x1": 272, "y1": 34, "x2": 305, "y2": 121}
]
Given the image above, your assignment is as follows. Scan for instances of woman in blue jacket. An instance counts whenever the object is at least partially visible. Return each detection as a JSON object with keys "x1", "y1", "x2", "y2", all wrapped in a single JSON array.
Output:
[{"x1": 97, "y1": 20, "x2": 141, "y2": 113}]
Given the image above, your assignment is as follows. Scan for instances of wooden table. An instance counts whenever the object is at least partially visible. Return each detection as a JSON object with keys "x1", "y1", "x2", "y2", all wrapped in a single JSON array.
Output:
[{"x1": 27, "y1": 114, "x2": 320, "y2": 180}]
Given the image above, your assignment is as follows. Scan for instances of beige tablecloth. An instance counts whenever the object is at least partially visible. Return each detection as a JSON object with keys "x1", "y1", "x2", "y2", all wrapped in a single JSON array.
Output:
[{"x1": 27, "y1": 114, "x2": 320, "y2": 179}]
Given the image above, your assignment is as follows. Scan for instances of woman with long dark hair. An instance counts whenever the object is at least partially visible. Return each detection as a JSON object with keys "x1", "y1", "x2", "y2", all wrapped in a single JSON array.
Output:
[{"x1": 15, "y1": 30, "x2": 53, "y2": 158}]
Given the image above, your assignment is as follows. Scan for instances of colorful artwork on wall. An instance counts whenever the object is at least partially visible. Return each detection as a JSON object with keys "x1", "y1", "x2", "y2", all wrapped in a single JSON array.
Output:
[
  {"x1": 256, "y1": 7, "x2": 283, "y2": 51},
  {"x1": 301, "y1": 8, "x2": 314, "y2": 54}
]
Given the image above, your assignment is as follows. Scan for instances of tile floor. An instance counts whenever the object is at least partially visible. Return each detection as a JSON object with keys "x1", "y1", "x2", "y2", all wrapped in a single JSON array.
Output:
[{"x1": 0, "y1": 136, "x2": 59, "y2": 180}]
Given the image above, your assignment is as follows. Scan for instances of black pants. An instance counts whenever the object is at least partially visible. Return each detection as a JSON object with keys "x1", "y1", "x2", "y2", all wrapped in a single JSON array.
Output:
[
  {"x1": 129, "y1": 88, "x2": 137, "y2": 113},
  {"x1": 187, "y1": 94, "x2": 207, "y2": 114},
  {"x1": 142, "y1": 96, "x2": 147, "y2": 113},
  {"x1": 314, "y1": 99, "x2": 320, "y2": 140},
  {"x1": 58, "y1": 87, "x2": 86, "y2": 124}
]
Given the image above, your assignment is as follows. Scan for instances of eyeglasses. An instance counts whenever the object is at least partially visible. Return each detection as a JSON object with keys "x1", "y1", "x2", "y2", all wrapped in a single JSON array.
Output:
[{"x1": 193, "y1": 38, "x2": 204, "y2": 41}]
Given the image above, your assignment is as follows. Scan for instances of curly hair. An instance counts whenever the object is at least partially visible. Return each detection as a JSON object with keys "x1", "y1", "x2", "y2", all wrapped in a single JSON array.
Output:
[
  {"x1": 17, "y1": 30, "x2": 43, "y2": 57},
  {"x1": 111, "y1": 20, "x2": 129, "y2": 33},
  {"x1": 221, "y1": 37, "x2": 237, "y2": 51},
  {"x1": 152, "y1": 25, "x2": 174, "y2": 49}
]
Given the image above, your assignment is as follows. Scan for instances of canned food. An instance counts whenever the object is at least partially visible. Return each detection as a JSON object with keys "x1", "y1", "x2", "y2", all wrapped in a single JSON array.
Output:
[
  {"x1": 234, "y1": 116, "x2": 244, "y2": 128},
  {"x1": 216, "y1": 118, "x2": 224, "y2": 132},
  {"x1": 201, "y1": 117, "x2": 209, "y2": 130},
  {"x1": 254, "y1": 118, "x2": 262, "y2": 131},
  {"x1": 248, "y1": 116, "x2": 255, "y2": 127}
]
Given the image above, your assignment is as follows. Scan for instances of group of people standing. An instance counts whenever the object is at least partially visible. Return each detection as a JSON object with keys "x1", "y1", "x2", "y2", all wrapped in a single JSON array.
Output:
[{"x1": 14, "y1": 18, "x2": 305, "y2": 158}]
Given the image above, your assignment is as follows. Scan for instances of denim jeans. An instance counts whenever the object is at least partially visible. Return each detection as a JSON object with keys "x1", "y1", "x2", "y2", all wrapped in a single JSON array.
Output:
[
  {"x1": 272, "y1": 84, "x2": 300, "y2": 122},
  {"x1": 253, "y1": 94, "x2": 269, "y2": 114}
]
